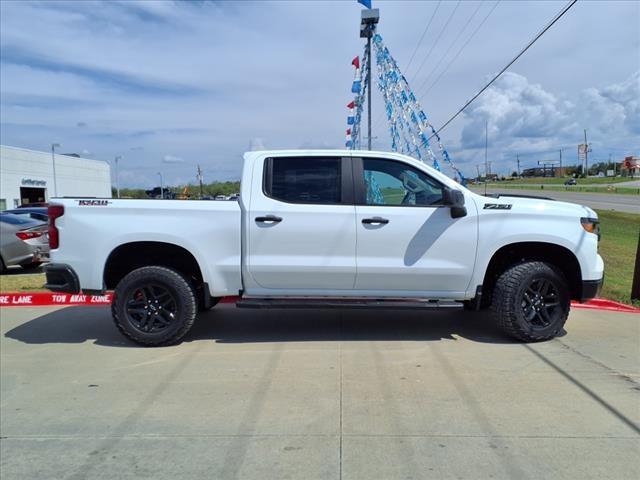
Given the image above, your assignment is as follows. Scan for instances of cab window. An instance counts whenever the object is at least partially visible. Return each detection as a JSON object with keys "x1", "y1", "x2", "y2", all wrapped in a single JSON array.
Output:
[
  {"x1": 264, "y1": 157, "x2": 343, "y2": 204},
  {"x1": 362, "y1": 158, "x2": 444, "y2": 206}
]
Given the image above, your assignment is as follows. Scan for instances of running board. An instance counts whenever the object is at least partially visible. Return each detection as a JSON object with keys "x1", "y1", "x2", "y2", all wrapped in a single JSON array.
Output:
[{"x1": 236, "y1": 298, "x2": 463, "y2": 310}]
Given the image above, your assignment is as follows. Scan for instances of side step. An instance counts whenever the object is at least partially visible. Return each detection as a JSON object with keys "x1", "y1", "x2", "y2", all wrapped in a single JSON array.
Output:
[{"x1": 236, "y1": 298, "x2": 463, "y2": 310}]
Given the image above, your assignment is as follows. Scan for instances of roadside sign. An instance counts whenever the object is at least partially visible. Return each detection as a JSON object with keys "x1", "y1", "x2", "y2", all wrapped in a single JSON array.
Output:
[{"x1": 578, "y1": 144, "x2": 587, "y2": 160}]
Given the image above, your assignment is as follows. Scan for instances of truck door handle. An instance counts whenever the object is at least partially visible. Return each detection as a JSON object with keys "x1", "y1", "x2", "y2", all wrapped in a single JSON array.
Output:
[
  {"x1": 255, "y1": 215, "x2": 282, "y2": 223},
  {"x1": 362, "y1": 217, "x2": 389, "y2": 225}
]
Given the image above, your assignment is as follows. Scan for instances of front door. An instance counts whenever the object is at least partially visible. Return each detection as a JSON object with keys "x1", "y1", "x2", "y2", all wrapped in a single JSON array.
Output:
[
  {"x1": 246, "y1": 155, "x2": 357, "y2": 292},
  {"x1": 20, "y1": 187, "x2": 46, "y2": 205},
  {"x1": 353, "y1": 157, "x2": 478, "y2": 296}
]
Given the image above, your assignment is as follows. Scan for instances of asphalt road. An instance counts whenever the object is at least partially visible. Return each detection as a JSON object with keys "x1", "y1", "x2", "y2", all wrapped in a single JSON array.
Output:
[
  {"x1": 1, "y1": 304, "x2": 638, "y2": 479},
  {"x1": 472, "y1": 187, "x2": 640, "y2": 214}
]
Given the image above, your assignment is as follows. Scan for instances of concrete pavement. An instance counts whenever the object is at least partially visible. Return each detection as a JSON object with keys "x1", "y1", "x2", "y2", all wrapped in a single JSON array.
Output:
[
  {"x1": 471, "y1": 187, "x2": 640, "y2": 214},
  {"x1": 1, "y1": 304, "x2": 639, "y2": 479}
]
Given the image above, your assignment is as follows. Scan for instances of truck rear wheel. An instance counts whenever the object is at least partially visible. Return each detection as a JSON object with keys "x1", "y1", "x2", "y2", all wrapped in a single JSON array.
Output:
[
  {"x1": 491, "y1": 261, "x2": 570, "y2": 342},
  {"x1": 112, "y1": 266, "x2": 197, "y2": 346}
]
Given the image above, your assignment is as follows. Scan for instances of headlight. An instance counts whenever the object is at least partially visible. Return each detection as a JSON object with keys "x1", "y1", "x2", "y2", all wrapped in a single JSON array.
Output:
[{"x1": 581, "y1": 217, "x2": 600, "y2": 240}]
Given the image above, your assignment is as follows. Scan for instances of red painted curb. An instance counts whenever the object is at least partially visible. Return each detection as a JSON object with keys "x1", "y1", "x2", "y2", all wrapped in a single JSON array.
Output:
[
  {"x1": 0, "y1": 292, "x2": 112, "y2": 307},
  {"x1": 1, "y1": 293, "x2": 637, "y2": 313},
  {"x1": 572, "y1": 298, "x2": 640, "y2": 313}
]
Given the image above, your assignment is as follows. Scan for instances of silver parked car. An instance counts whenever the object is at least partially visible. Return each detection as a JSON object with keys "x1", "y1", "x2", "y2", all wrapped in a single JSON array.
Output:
[{"x1": 0, "y1": 213, "x2": 49, "y2": 272}]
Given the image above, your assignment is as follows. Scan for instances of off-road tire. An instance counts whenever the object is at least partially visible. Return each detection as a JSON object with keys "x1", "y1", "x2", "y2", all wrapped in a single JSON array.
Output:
[
  {"x1": 112, "y1": 266, "x2": 197, "y2": 346},
  {"x1": 491, "y1": 261, "x2": 570, "y2": 342}
]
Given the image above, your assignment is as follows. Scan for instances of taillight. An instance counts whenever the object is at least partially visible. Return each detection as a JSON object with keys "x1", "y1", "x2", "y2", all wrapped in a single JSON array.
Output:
[
  {"x1": 48, "y1": 204, "x2": 64, "y2": 249},
  {"x1": 16, "y1": 231, "x2": 44, "y2": 240}
]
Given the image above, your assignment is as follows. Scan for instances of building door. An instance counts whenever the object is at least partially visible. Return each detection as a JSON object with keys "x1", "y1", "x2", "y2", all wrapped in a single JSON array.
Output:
[{"x1": 20, "y1": 187, "x2": 46, "y2": 205}]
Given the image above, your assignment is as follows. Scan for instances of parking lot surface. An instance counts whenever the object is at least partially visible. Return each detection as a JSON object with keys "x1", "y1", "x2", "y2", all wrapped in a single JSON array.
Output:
[{"x1": 1, "y1": 304, "x2": 639, "y2": 479}]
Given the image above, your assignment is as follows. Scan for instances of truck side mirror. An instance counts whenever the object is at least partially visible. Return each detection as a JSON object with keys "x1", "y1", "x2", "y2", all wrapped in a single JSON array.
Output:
[{"x1": 443, "y1": 187, "x2": 467, "y2": 219}]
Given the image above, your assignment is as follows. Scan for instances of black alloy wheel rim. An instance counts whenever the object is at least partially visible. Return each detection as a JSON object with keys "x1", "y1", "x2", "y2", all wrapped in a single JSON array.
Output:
[
  {"x1": 125, "y1": 284, "x2": 177, "y2": 333},
  {"x1": 521, "y1": 278, "x2": 561, "y2": 329}
]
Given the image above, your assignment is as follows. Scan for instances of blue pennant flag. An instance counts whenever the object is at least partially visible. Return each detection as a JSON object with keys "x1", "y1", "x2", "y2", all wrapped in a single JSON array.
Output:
[{"x1": 357, "y1": 0, "x2": 372, "y2": 8}]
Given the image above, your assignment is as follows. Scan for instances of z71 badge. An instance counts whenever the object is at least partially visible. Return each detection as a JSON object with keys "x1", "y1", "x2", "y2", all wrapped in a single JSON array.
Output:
[
  {"x1": 483, "y1": 203, "x2": 512, "y2": 210},
  {"x1": 78, "y1": 200, "x2": 111, "y2": 206}
]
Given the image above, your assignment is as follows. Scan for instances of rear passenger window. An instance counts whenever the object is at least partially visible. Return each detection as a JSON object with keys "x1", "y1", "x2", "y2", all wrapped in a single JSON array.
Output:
[{"x1": 265, "y1": 157, "x2": 342, "y2": 204}]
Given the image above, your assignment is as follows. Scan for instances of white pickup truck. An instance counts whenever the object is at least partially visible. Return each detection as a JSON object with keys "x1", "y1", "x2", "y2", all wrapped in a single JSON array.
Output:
[{"x1": 45, "y1": 150, "x2": 603, "y2": 346}]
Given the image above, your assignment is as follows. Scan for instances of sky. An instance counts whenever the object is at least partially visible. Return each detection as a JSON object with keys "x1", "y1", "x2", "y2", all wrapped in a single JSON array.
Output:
[{"x1": 1, "y1": 0, "x2": 638, "y2": 188}]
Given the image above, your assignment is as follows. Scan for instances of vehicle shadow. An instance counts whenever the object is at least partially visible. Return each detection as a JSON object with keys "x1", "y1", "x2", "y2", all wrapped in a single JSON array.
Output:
[
  {"x1": 4, "y1": 304, "x2": 522, "y2": 347},
  {"x1": 1, "y1": 264, "x2": 45, "y2": 276}
]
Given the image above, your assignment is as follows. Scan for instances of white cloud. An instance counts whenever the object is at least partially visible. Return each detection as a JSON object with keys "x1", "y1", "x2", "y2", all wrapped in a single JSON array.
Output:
[
  {"x1": 455, "y1": 71, "x2": 640, "y2": 175},
  {"x1": 580, "y1": 71, "x2": 640, "y2": 136}
]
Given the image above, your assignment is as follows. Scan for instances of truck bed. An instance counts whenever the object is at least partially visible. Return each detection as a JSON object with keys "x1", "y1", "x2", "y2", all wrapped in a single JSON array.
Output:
[{"x1": 52, "y1": 198, "x2": 242, "y2": 297}]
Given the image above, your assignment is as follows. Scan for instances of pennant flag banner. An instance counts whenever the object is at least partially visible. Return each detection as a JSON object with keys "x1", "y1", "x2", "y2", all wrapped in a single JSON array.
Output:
[
  {"x1": 341, "y1": 29, "x2": 464, "y2": 184},
  {"x1": 344, "y1": 45, "x2": 370, "y2": 149},
  {"x1": 371, "y1": 33, "x2": 466, "y2": 185},
  {"x1": 346, "y1": 51, "x2": 367, "y2": 148},
  {"x1": 357, "y1": 0, "x2": 372, "y2": 9}
]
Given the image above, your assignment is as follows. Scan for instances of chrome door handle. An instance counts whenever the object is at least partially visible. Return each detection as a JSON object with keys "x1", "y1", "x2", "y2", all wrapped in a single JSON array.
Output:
[
  {"x1": 255, "y1": 215, "x2": 282, "y2": 223},
  {"x1": 362, "y1": 217, "x2": 389, "y2": 225}
]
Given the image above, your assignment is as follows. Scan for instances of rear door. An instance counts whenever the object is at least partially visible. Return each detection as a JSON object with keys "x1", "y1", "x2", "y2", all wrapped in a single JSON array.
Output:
[
  {"x1": 245, "y1": 155, "x2": 357, "y2": 292},
  {"x1": 353, "y1": 156, "x2": 478, "y2": 296}
]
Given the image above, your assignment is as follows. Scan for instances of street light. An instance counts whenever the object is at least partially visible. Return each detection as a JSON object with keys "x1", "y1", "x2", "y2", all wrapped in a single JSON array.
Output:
[
  {"x1": 51, "y1": 143, "x2": 61, "y2": 197},
  {"x1": 157, "y1": 172, "x2": 164, "y2": 199},
  {"x1": 114, "y1": 156, "x2": 122, "y2": 198}
]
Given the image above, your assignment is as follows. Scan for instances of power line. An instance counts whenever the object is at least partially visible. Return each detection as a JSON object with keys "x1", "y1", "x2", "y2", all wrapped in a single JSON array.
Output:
[
  {"x1": 428, "y1": 0, "x2": 578, "y2": 141},
  {"x1": 409, "y1": 0, "x2": 462, "y2": 84},
  {"x1": 371, "y1": 0, "x2": 472, "y2": 136},
  {"x1": 403, "y1": 1, "x2": 442, "y2": 76},
  {"x1": 371, "y1": 1, "x2": 447, "y2": 132},
  {"x1": 419, "y1": 1, "x2": 500, "y2": 99},
  {"x1": 414, "y1": 1, "x2": 484, "y2": 96}
]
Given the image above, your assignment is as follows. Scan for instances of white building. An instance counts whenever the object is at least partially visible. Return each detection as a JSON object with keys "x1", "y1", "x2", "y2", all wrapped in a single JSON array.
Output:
[{"x1": 0, "y1": 145, "x2": 112, "y2": 210}]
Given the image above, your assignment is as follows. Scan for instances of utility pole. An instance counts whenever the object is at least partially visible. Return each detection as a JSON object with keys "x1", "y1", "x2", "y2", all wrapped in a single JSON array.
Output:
[
  {"x1": 559, "y1": 149, "x2": 562, "y2": 176},
  {"x1": 51, "y1": 143, "x2": 61, "y2": 197},
  {"x1": 115, "y1": 155, "x2": 121, "y2": 198},
  {"x1": 516, "y1": 153, "x2": 520, "y2": 177},
  {"x1": 483, "y1": 121, "x2": 489, "y2": 195},
  {"x1": 157, "y1": 172, "x2": 163, "y2": 199},
  {"x1": 632, "y1": 231, "x2": 640, "y2": 302},
  {"x1": 476, "y1": 164, "x2": 481, "y2": 180},
  {"x1": 360, "y1": 8, "x2": 379, "y2": 151},
  {"x1": 196, "y1": 165, "x2": 204, "y2": 199}
]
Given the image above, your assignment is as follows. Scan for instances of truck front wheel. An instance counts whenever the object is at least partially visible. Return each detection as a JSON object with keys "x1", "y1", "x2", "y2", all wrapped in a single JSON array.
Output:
[
  {"x1": 491, "y1": 261, "x2": 570, "y2": 342},
  {"x1": 112, "y1": 266, "x2": 197, "y2": 346}
]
